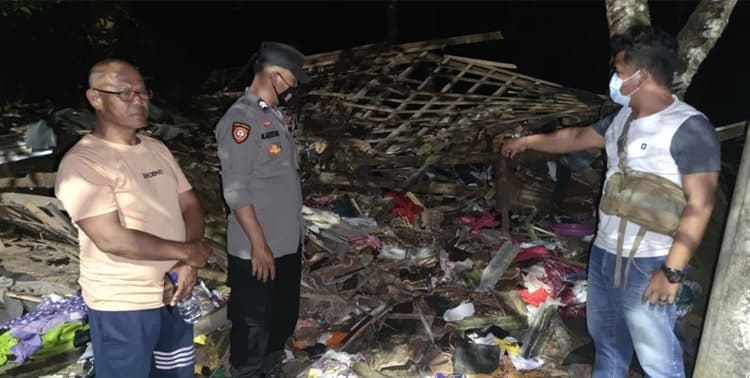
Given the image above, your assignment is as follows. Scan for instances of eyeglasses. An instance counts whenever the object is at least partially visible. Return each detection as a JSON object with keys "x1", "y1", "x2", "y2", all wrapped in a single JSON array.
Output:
[{"x1": 92, "y1": 88, "x2": 153, "y2": 102}]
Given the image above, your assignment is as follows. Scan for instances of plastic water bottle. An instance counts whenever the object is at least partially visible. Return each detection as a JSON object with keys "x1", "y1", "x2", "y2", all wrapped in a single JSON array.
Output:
[{"x1": 167, "y1": 272, "x2": 202, "y2": 324}]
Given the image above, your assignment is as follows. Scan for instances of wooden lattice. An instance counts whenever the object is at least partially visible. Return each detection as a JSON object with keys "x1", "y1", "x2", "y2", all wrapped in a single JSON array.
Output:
[{"x1": 297, "y1": 32, "x2": 607, "y2": 197}]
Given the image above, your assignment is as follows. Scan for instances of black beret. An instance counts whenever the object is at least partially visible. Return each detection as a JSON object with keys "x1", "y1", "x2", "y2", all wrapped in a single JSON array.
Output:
[{"x1": 256, "y1": 41, "x2": 311, "y2": 84}]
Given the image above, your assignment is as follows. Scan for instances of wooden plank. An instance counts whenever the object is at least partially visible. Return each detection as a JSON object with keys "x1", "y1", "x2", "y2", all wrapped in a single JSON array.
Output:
[
  {"x1": 0, "y1": 192, "x2": 65, "y2": 209},
  {"x1": 494, "y1": 157, "x2": 512, "y2": 235},
  {"x1": 23, "y1": 202, "x2": 70, "y2": 235},
  {"x1": 304, "y1": 31, "x2": 504, "y2": 67},
  {"x1": 316, "y1": 172, "x2": 475, "y2": 197},
  {"x1": 309, "y1": 90, "x2": 583, "y2": 107},
  {"x1": 442, "y1": 54, "x2": 518, "y2": 70},
  {"x1": 716, "y1": 120, "x2": 748, "y2": 142},
  {"x1": 0, "y1": 172, "x2": 57, "y2": 190}
]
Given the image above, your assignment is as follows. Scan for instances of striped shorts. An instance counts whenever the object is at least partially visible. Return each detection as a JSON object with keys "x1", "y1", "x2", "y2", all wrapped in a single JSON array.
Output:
[{"x1": 88, "y1": 306, "x2": 194, "y2": 377}]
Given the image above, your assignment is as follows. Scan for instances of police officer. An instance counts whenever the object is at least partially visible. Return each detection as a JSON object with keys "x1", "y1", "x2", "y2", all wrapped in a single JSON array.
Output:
[{"x1": 214, "y1": 41, "x2": 310, "y2": 378}]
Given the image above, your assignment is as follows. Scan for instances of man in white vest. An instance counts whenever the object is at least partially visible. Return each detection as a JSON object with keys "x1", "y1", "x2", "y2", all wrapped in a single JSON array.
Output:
[{"x1": 502, "y1": 25, "x2": 720, "y2": 377}]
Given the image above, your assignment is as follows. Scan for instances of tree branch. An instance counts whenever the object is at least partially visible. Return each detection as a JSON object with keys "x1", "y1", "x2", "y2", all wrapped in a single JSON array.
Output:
[
  {"x1": 605, "y1": 0, "x2": 651, "y2": 36},
  {"x1": 673, "y1": 0, "x2": 737, "y2": 97}
]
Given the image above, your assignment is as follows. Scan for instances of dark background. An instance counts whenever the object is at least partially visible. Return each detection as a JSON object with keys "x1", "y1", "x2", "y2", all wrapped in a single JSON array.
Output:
[{"x1": 1, "y1": 1, "x2": 748, "y2": 126}]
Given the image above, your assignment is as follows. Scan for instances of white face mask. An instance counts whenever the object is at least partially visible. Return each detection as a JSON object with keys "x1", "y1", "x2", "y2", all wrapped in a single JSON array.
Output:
[{"x1": 609, "y1": 70, "x2": 641, "y2": 107}]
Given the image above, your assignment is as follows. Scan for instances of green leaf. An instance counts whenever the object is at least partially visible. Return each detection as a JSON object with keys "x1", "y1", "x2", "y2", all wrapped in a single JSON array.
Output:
[{"x1": 19, "y1": 6, "x2": 32, "y2": 15}]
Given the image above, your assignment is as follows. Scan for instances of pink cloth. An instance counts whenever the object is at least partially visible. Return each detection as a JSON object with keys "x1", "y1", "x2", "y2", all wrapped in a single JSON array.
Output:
[{"x1": 349, "y1": 235, "x2": 382, "y2": 250}]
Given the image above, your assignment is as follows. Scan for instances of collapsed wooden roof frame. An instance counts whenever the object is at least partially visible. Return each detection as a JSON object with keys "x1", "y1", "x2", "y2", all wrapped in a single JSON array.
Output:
[
  {"x1": 299, "y1": 31, "x2": 608, "y2": 161},
  {"x1": 291, "y1": 32, "x2": 614, "y2": 232}
]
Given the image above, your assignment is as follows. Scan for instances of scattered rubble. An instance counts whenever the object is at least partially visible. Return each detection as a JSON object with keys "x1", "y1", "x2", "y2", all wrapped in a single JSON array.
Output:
[{"x1": 0, "y1": 32, "x2": 744, "y2": 377}]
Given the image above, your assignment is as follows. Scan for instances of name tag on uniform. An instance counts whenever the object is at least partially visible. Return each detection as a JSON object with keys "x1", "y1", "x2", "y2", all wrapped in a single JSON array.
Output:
[{"x1": 261, "y1": 130, "x2": 280, "y2": 140}]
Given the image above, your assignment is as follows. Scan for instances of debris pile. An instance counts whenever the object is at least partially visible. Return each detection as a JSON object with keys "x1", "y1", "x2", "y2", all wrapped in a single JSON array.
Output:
[
  {"x1": 293, "y1": 32, "x2": 608, "y2": 229},
  {"x1": 288, "y1": 188, "x2": 594, "y2": 377},
  {"x1": 0, "y1": 32, "x2": 736, "y2": 377}
]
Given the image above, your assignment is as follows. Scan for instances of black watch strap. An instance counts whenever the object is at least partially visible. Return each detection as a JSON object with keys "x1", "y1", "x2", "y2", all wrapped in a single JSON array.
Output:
[{"x1": 661, "y1": 265, "x2": 684, "y2": 283}]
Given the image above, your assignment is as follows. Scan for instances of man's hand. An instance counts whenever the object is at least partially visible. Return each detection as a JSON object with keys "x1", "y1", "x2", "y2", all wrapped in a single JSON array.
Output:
[
  {"x1": 252, "y1": 243, "x2": 276, "y2": 283},
  {"x1": 500, "y1": 137, "x2": 528, "y2": 159},
  {"x1": 643, "y1": 270, "x2": 680, "y2": 305},
  {"x1": 182, "y1": 239, "x2": 212, "y2": 268},
  {"x1": 168, "y1": 263, "x2": 197, "y2": 306}
]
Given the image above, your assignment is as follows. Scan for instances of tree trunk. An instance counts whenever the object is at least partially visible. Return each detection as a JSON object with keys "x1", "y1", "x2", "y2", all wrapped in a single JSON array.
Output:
[
  {"x1": 605, "y1": 0, "x2": 651, "y2": 36},
  {"x1": 673, "y1": 0, "x2": 738, "y2": 97},
  {"x1": 693, "y1": 126, "x2": 750, "y2": 377}
]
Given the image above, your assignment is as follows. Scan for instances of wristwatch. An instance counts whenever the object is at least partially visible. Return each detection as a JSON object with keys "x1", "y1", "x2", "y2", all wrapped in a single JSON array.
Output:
[{"x1": 661, "y1": 265, "x2": 685, "y2": 284}]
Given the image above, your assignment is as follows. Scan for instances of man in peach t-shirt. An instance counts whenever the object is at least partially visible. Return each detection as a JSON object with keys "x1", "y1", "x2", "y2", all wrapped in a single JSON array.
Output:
[{"x1": 55, "y1": 59, "x2": 211, "y2": 378}]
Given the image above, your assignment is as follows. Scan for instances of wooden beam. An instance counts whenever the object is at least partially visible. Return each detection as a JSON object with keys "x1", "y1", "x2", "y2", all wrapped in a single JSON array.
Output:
[
  {"x1": 304, "y1": 31, "x2": 504, "y2": 68},
  {"x1": 0, "y1": 172, "x2": 57, "y2": 190},
  {"x1": 442, "y1": 54, "x2": 517, "y2": 70},
  {"x1": 494, "y1": 157, "x2": 511, "y2": 235},
  {"x1": 316, "y1": 172, "x2": 476, "y2": 197},
  {"x1": 716, "y1": 120, "x2": 748, "y2": 142}
]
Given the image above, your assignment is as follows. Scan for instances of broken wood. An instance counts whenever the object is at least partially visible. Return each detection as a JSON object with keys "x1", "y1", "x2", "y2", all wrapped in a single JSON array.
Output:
[
  {"x1": 716, "y1": 120, "x2": 748, "y2": 142},
  {"x1": 304, "y1": 31, "x2": 505, "y2": 68},
  {"x1": 0, "y1": 172, "x2": 56, "y2": 190},
  {"x1": 454, "y1": 315, "x2": 529, "y2": 332}
]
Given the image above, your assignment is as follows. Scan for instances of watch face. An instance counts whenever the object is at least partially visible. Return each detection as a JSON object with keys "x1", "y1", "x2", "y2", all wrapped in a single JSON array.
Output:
[{"x1": 664, "y1": 268, "x2": 683, "y2": 283}]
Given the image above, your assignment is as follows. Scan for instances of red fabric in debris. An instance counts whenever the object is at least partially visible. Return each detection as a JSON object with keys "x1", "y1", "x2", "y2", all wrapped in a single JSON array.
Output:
[
  {"x1": 385, "y1": 192, "x2": 423, "y2": 223},
  {"x1": 518, "y1": 288, "x2": 549, "y2": 307},
  {"x1": 560, "y1": 304, "x2": 586, "y2": 320},
  {"x1": 559, "y1": 286, "x2": 582, "y2": 306},
  {"x1": 459, "y1": 212, "x2": 500, "y2": 236},
  {"x1": 514, "y1": 246, "x2": 549, "y2": 263},
  {"x1": 541, "y1": 257, "x2": 585, "y2": 297},
  {"x1": 559, "y1": 284, "x2": 586, "y2": 318},
  {"x1": 560, "y1": 292, "x2": 587, "y2": 320},
  {"x1": 558, "y1": 280, "x2": 587, "y2": 319}
]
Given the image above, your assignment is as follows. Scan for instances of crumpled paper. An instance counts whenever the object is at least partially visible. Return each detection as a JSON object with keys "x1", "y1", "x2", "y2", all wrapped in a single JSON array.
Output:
[{"x1": 307, "y1": 350, "x2": 365, "y2": 378}]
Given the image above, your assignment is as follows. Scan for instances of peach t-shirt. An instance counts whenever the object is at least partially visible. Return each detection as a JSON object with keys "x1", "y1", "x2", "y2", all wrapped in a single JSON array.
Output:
[{"x1": 55, "y1": 134, "x2": 191, "y2": 311}]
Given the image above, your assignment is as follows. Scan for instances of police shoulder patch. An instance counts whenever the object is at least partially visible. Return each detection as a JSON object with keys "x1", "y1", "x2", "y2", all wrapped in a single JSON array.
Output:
[{"x1": 232, "y1": 122, "x2": 250, "y2": 144}]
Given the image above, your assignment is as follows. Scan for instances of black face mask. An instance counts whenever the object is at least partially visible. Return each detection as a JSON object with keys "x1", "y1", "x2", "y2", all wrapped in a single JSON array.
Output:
[
  {"x1": 271, "y1": 73, "x2": 301, "y2": 108},
  {"x1": 273, "y1": 84, "x2": 300, "y2": 108}
]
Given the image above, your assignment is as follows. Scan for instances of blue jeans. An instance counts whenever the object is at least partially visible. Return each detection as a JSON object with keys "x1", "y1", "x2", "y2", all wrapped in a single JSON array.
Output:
[{"x1": 586, "y1": 245, "x2": 684, "y2": 378}]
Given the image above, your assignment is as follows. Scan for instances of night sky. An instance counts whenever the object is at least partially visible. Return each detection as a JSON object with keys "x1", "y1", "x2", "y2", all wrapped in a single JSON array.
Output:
[{"x1": 2, "y1": 1, "x2": 748, "y2": 126}]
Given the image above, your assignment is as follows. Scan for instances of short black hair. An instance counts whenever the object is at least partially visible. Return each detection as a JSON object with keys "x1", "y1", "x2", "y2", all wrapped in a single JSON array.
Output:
[{"x1": 609, "y1": 24, "x2": 678, "y2": 88}]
